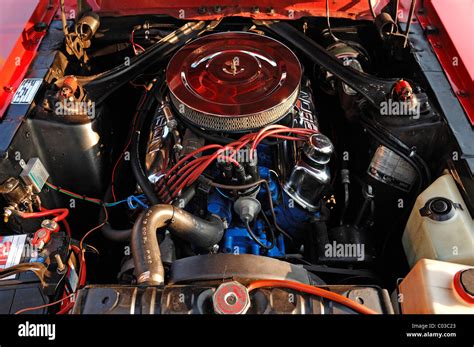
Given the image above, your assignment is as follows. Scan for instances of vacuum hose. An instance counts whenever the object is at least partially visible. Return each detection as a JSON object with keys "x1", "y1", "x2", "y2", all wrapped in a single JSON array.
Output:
[{"x1": 131, "y1": 205, "x2": 224, "y2": 285}]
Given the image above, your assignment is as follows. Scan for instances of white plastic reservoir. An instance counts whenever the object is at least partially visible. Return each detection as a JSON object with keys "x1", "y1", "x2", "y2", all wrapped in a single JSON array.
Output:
[
  {"x1": 399, "y1": 258, "x2": 474, "y2": 314},
  {"x1": 402, "y1": 174, "x2": 474, "y2": 267}
]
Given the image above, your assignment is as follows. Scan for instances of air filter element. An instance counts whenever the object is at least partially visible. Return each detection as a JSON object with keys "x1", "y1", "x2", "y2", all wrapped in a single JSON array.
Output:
[{"x1": 166, "y1": 32, "x2": 301, "y2": 132}]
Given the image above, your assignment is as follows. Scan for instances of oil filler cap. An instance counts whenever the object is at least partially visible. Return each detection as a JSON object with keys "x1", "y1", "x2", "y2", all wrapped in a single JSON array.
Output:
[
  {"x1": 213, "y1": 281, "x2": 250, "y2": 314},
  {"x1": 419, "y1": 197, "x2": 462, "y2": 222},
  {"x1": 453, "y1": 269, "x2": 474, "y2": 304}
]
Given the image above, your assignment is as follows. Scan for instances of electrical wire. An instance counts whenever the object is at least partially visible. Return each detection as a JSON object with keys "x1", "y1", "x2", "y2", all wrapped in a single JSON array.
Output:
[
  {"x1": 127, "y1": 195, "x2": 148, "y2": 209},
  {"x1": 80, "y1": 204, "x2": 109, "y2": 252},
  {"x1": 46, "y1": 181, "x2": 147, "y2": 209},
  {"x1": 247, "y1": 279, "x2": 378, "y2": 314},
  {"x1": 131, "y1": 28, "x2": 146, "y2": 55},
  {"x1": 61, "y1": 218, "x2": 72, "y2": 237},
  {"x1": 244, "y1": 220, "x2": 274, "y2": 250},
  {"x1": 210, "y1": 179, "x2": 294, "y2": 242},
  {"x1": 45, "y1": 204, "x2": 109, "y2": 315},
  {"x1": 259, "y1": 210, "x2": 277, "y2": 250},
  {"x1": 156, "y1": 125, "x2": 317, "y2": 203},
  {"x1": 12, "y1": 208, "x2": 96, "y2": 315},
  {"x1": 13, "y1": 207, "x2": 71, "y2": 236},
  {"x1": 15, "y1": 293, "x2": 75, "y2": 315},
  {"x1": 55, "y1": 245, "x2": 87, "y2": 315},
  {"x1": 56, "y1": 300, "x2": 75, "y2": 315},
  {"x1": 111, "y1": 91, "x2": 148, "y2": 201},
  {"x1": 46, "y1": 181, "x2": 102, "y2": 205},
  {"x1": 0, "y1": 263, "x2": 47, "y2": 286},
  {"x1": 17, "y1": 208, "x2": 69, "y2": 222}
]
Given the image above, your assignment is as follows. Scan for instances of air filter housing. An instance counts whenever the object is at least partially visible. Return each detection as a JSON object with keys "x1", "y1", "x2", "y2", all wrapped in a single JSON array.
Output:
[{"x1": 166, "y1": 32, "x2": 302, "y2": 133}]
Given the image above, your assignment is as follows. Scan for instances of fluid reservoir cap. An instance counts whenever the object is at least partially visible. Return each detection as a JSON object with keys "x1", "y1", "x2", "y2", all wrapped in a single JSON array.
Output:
[
  {"x1": 453, "y1": 269, "x2": 474, "y2": 304},
  {"x1": 431, "y1": 199, "x2": 449, "y2": 214},
  {"x1": 213, "y1": 281, "x2": 250, "y2": 314},
  {"x1": 303, "y1": 133, "x2": 334, "y2": 166},
  {"x1": 419, "y1": 197, "x2": 462, "y2": 222}
]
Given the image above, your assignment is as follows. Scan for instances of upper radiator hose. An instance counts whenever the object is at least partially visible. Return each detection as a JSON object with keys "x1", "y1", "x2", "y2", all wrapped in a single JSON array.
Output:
[{"x1": 131, "y1": 205, "x2": 224, "y2": 285}]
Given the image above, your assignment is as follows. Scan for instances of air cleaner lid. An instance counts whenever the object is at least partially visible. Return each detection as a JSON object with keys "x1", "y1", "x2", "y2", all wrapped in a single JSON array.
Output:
[{"x1": 166, "y1": 32, "x2": 301, "y2": 132}]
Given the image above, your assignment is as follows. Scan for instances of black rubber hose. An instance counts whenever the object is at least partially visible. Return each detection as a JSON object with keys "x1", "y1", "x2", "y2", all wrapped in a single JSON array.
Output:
[
  {"x1": 84, "y1": 21, "x2": 207, "y2": 103},
  {"x1": 101, "y1": 186, "x2": 196, "y2": 242},
  {"x1": 100, "y1": 211, "x2": 132, "y2": 242},
  {"x1": 260, "y1": 21, "x2": 398, "y2": 107},
  {"x1": 101, "y1": 221, "x2": 131, "y2": 242},
  {"x1": 131, "y1": 86, "x2": 161, "y2": 205},
  {"x1": 131, "y1": 205, "x2": 224, "y2": 285}
]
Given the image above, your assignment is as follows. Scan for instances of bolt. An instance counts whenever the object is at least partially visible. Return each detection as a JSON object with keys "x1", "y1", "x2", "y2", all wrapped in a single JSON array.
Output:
[
  {"x1": 55, "y1": 254, "x2": 66, "y2": 273},
  {"x1": 34, "y1": 22, "x2": 47, "y2": 32},
  {"x1": 41, "y1": 219, "x2": 58, "y2": 231},
  {"x1": 3, "y1": 209, "x2": 13, "y2": 223},
  {"x1": 251, "y1": 6, "x2": 260, "y2": 14},
  {"x1": 214, "y1": 5, "x2": 222, "y2": 13},
  {"x1": 456, "y1": 90, "x2": 469, "y2": 98}
]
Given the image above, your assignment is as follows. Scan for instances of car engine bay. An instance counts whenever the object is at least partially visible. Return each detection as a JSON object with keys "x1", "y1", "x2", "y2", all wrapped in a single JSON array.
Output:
[{"x1": 0, "y1": 4, "x2": 473, "y2": 315}]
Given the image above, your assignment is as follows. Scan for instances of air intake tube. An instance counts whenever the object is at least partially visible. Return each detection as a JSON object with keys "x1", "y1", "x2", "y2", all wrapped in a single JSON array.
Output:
[{"x1": 131, "y1": 205, "x2": 224, "y2": 285}]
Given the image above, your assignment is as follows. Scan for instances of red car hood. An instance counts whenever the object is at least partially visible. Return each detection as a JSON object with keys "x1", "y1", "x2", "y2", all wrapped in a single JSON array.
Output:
[{"x1": 85, "y1": 0, "x2": 388, "y2": 20}]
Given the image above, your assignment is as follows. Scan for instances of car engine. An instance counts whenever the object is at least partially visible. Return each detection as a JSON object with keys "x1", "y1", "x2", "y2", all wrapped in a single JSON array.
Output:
[{"x1": 0, "y1": 6, "x2": 472, "y2": 315}]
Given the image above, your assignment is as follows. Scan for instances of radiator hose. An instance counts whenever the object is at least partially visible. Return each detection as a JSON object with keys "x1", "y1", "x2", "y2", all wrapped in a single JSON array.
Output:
[{"x1": 131, "y1": 205, "x2": 224, "y2": 285}]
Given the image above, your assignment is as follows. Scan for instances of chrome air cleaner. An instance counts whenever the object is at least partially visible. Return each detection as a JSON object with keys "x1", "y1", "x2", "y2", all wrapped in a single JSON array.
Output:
[{"x1": 166, "y1": 32, "x2": 302, "y2": 132}]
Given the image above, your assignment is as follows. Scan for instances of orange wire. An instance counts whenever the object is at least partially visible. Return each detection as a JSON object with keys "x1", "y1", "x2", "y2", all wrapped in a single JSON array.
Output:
[
  {"x1": 15, "y1": 294, "x2": 75, "y2": 315},
  {"x1": 247, "y1": 279, "x2": 378, "y2": 315},
  {"x1": 80, "y1": 204, "x2": 108, "y2": 251}
]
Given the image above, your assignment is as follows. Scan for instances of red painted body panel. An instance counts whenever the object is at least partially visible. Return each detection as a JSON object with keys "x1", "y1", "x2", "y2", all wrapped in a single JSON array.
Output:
[
  {"x1": 0, "y1": 0, "x2": 58, "y2": 119},
  {"x1": 417, "y1": 0, "x2": 474, "y2": 126},
  {"x1": 0, "y1": 0, "x2": 40, "y2": 70}
]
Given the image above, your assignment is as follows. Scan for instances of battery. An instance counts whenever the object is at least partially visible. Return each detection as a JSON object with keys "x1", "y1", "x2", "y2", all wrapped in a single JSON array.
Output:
[{"x1": 0, "y1": 232, "x2": 73, "y2": 314}]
